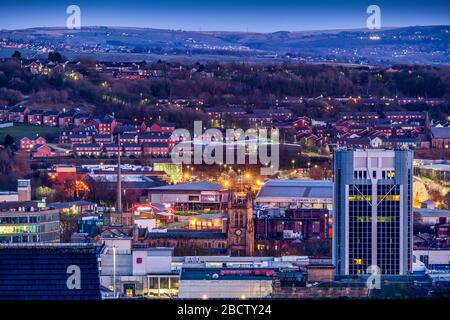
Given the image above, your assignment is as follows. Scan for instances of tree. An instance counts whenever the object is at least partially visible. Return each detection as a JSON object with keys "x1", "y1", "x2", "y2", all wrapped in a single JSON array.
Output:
[
  {"x1": 442, "y1": 192, "x2": 450, "y2": 210},
  {"x1": 3, "y1": 134, "x2": 14, "y2": 147},
  {"x1": 48, "y1": 51, "x2": 63, "y2": 63},
  {"x1": 60, "y1": 209, "x2": 79, "y2": 242},
  {"x1": 309, "y1": 166, "x2": 325, "y2": 180},
  {"x1": 35, "y1": 186, "x2": 57, "y2": 203},
  {"x1": 11, "y1": 50, "x2": 21, "y2": 60}
]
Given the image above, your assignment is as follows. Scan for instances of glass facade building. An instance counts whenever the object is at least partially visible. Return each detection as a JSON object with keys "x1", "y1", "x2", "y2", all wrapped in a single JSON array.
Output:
[
  {"x1": 333, "y1": 149, "x2": 413, "y2": 275},
  {"x1": 0, "y1": 201, "x2": 60, "y2": 243}
]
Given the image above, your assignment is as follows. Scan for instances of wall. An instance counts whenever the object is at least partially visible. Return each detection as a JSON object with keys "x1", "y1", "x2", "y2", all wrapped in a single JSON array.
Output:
[
  {"x1": 178, "y1": 279, "x2": 273, "y2": 299},
  {"x1": 132, "y1": 249, "x2": 173, "y2": 275},
  {"x1": 414, "y1": 250, "x2": 450, "y2": 266}
]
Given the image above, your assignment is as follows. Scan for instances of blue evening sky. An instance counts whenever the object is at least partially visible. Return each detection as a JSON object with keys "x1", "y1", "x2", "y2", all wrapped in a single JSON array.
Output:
[{"x1": 0, "y1": 0, "x2": 449, "y2": 32}]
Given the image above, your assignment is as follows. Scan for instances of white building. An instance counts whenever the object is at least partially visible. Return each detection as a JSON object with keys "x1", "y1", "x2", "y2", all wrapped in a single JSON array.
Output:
[
  {"x1": 97, "y1": 231, "x2": 306, "y2": 298},
  {"x1": 255, "y1": 179, "x2": 333, "y2": 209},
  {"x1": 178, "y1": 268, "x2": 273, "y2": 299},
  {"x1": 414, "y1": 249, "x2": 450, "y2": 270},
  {"x1": 414, "y1": 208, "x2": 450, "y2": 225}
]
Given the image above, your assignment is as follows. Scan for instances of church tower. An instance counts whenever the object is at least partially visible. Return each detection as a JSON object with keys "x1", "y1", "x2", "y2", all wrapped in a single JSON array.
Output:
[{"x1": 227, "y1": 189, "x2": 254, "y2": 256}]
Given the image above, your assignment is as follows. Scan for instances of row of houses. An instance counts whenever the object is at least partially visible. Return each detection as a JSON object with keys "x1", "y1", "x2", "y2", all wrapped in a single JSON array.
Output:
[
  {"x1": 60, "y1": 119, "x2": 178, "y2": 157},
  {"x1": 338, "y1": 111, "x2": 426, "y2": 122},
  {"x1": 0, "y1": 105, "x2": 91, "y2": 127},
  {"x1": 261, "y1": 111, "x2": 429, "y2": 149},
  {"x1": 204, "y1": 107, "x2": 294, "y2": 125},
  {"x1": 313, "y1": 95, "x2": 446, "y2": 107},
  {"x1": 73, "y1": 142, "x2": 171, "y2": 157},
  {"x1": 17, "y1": 138, "x2": 173, "y2": 159}
]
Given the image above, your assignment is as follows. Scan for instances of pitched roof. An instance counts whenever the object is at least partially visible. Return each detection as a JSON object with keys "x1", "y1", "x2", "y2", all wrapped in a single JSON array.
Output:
[
  {"x1": 142, "y1": 142, "x2": 169, "y2": 148},
  {"x1": 256, "y1": 179, "x2": 333, "y2": 200},
  {"x1": 28, "y1": 109, "x2": 44, "y2": 115},
  {"x1": 73, "y1": 143, "x2": 101, "y2": 148},
  {"x1": 431, "y1": 127, "x2": 450, "y2": 139},
  {"x1": 139, "y1": 132, "x2": 171, "y2": 139},
  {"x1": 122, "y1": 142, "x2": 141, "y2": 148},
  {"x1": 31, "y1": 144, "x2": 50, "y2": 152}
]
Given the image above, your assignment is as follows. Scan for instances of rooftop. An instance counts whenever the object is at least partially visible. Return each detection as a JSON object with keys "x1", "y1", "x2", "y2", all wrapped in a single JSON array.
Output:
[
  {"x1": 431, "y1": 127, "x2": 450, "y2": 139},
  {"x1": 48, "y1": 200, "x2": 96, "y2": 210},
  {"x1": 87, "y1": 174, "x2": 154, "y2": 183},
  {"x1": 414, "y1": 208, "x2": 450, "y2": 217},
  {"x1": 146, "y1": 230, "x2": 226, "y2": 239},
  {"x1": 256, "y1": 179, "x2": 333, "y2": 201},
  {"x1": 180, "y1": 267, "x2": 276, "y2": 280},
  {"x1": 147, "y1": 181, "x2": 223, "y2": 192}
]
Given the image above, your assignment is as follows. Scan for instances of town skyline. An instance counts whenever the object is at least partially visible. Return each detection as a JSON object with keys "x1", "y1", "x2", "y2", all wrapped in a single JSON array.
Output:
[{"x1": 1, "y1": 1, "x2": 449, "y2": 32}]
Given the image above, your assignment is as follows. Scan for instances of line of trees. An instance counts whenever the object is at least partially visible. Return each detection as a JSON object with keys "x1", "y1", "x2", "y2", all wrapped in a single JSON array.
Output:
[{"x1": 1, "y1": 54, "x2": 450, "y2": 126}]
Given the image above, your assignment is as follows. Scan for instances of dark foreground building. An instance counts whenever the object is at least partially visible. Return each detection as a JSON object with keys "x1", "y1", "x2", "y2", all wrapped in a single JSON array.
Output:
[{"x1": 0, "y1": 243, "x2": 101, "y2": 300}]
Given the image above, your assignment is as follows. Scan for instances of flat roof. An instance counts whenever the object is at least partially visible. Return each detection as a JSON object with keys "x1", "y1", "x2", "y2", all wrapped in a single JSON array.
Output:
[
  {"x1": 146, "y1": 231, "x2": 226, "y2": 239},
  {"x1": 148, "y1": 181, "x2": 223, "y2": 192},
  {"x1": 48, "y1": 200, "x2": 96, "y2": 209},
  {"x1": 417, "y1": 163, "x2": 450, "y2": 172},
  {"x1": 432, "y1": 127, "x2": 450, "y2": 139},
  {"x1": 88, "y1": 174, "x2": 154, "y2": 183},
  {"x1": 180, "y1": 268, "x2": 276, "y2": 280},
  {"x1": 256, "y1": 179, "x2": 333, "y2": 201},
  {"x1": 414, "y1": 208, "x2": 450, "y2": 217}
]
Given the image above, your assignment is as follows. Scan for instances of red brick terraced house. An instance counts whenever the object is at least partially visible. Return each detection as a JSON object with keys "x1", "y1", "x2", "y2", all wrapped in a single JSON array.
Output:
[
  {"x1": 92, "y1": 117, "x2": 117, "y2": 135},
  {"x1": 92, "y1": 134, "x2": 113, "y2": 146},
  {"x1": 122, "y1": 142, "x2": 142, "y2": 157},
  {"x1": 117, "y1": 133, "x2": 138, "y2": 144},
  {"x1": 73, "y1": 143, "x2": 102, "y2": 157},
  {"x1": 7, "y1": 105, "x2": 30, "y2": 123},
  {"x1": 68, "y1": 134, "x2": 93, "y2": 145},
  {"x1": 73, "y1": 113, "x2": 91, "y2": 127},
  {"x1": 16, "y1": 135, "x2": 47, "y2": 151},
  {"x1": 42, "y1": 111, "x2": 59, "y2": 126},
  {"x1": 58, "y1": 112, "x2": 74, "y2": 127},
  {"x1": 148, "y1": 122, "x2": 176, "y2": 133},
  {"x1": 142, "y1": 142, "x2": 170, "y2": 157},
  {"x1": 138, "y1": 132, "x2": 171, "y2": 144},
  {"x1": 103, "y1": 143, "x2": 122, "y2": 157},
  {"x1": 31, "y1": 144, "x2": 52, "y2": 158},
  {"x1": 26, "y1": 109, "x2": 45, "y2": 125}
]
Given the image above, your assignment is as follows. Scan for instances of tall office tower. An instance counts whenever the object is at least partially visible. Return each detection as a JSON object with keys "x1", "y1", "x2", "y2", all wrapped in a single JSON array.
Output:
[{"x1": 333, "y1": 149, "x2": 413, "y2": 275}]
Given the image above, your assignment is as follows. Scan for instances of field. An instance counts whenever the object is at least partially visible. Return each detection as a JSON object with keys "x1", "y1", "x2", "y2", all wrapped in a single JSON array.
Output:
[{"x1": 0, "y1": 124, "x2": 61, "y2": 144}]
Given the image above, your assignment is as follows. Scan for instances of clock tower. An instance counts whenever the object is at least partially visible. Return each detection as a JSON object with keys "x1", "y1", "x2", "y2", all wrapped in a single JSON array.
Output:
[{"x1": 227, "y1": 189, "x2": 254, "y2": 256}]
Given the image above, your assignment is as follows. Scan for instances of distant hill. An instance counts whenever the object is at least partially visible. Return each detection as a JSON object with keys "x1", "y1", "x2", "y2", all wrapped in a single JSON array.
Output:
[{"x1": 1, "y1": 25, "x2": 449, "y2": 65}]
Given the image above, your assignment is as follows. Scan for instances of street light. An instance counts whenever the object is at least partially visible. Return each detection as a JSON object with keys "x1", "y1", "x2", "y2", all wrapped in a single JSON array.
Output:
[{"x1": 112, "y1": 246, "x2": 117, "y2": 297}]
